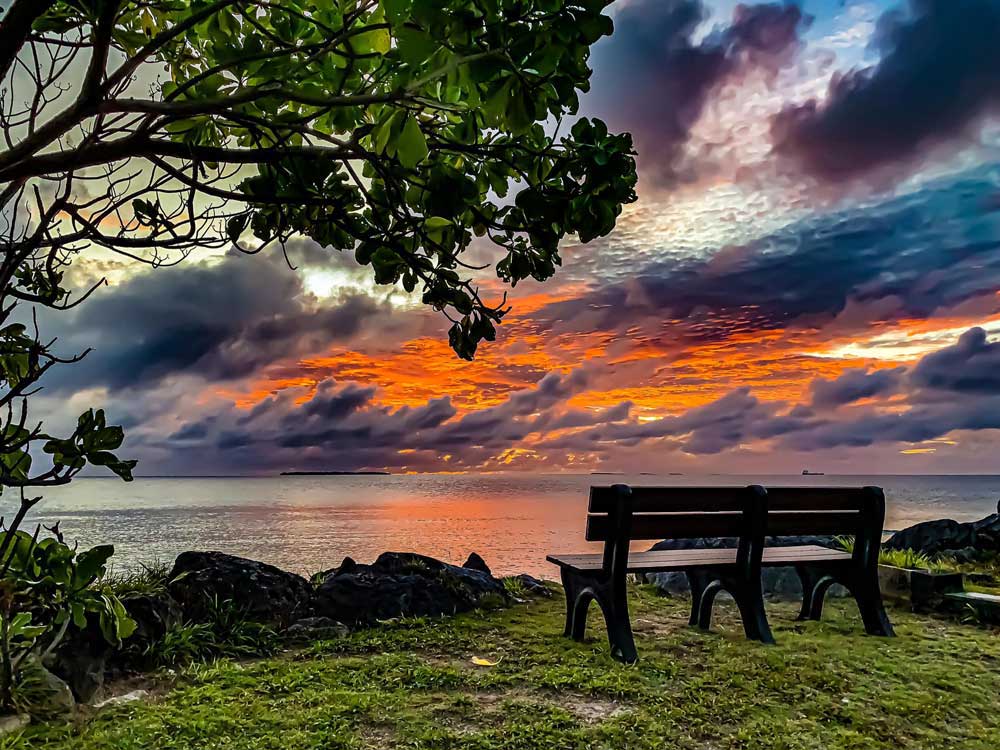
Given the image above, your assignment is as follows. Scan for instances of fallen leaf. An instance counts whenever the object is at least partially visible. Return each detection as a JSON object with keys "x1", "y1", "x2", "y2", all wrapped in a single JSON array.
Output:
[{"x1": 471, "y1": 656, "x2": 501, "y2": 667}]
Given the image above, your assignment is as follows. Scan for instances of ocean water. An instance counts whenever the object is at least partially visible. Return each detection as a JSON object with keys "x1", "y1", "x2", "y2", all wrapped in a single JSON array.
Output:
[{"x1": 21, "y1": 474, "x2": 1000, "y2": 578}]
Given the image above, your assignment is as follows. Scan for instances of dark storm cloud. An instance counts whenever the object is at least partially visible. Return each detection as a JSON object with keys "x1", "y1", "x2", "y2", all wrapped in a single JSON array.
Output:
[
  {"x1": 810, "y1": 367, "x2": 904, "y2": 408},
  {"x1": 126, "y1": 322, "x2": 1000, "y2": 473},
  {"x1": 590, "y1": 0, "x2": 809, "y2": 186},
  {"x1": 148, "y1": 368, "x2": 605, "y2": 473},
  {"x1": 40, "y1": 249, "x2": 388, "y2": 392},
  {"x1": 772, "y1": 0, "x2": 1000, "y2": 184},
  {"x1": 535, "y1": 170, "x2": 1000, "y2": 339},
  {"x1": 910, "y1": 327, "x2": 1000, "y2": 394},
  {"x1": 525, "y1": 327, "x2": 1000, "y2": 458}
]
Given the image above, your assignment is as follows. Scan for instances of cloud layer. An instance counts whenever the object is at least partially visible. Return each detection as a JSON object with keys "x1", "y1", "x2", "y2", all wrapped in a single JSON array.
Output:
[
  {"x1": 773, "y1": 0, "x2": 1000, "y2": 185},
  {"x1": 590, "y1": 0, "x2": 810, "y2": 187}
]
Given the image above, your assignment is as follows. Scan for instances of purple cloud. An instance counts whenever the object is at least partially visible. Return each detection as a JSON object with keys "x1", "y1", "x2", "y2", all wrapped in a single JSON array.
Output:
[
  {"x1": 772, "y1": 0, "x2": 1000, "y2": 185},
  {"x1": 590, "y1": 0, "x2": 810, "y2": 187}
]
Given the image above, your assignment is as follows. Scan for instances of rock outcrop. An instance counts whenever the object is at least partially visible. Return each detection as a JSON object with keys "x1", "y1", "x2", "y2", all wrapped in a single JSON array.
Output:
[
  {"x1": 885, "y1": 502, "x2": 1000, "y2": 557},
  {"x1": 312, "y1": 552, "x2": 509, "y2": 624},
  {"x1": 167, "y1": 551, "x2": 313, "y2": 627}
]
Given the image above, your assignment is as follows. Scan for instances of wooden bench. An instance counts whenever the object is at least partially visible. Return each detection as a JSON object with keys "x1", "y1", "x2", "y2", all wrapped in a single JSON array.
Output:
[{"x1": 546, "y1": 484, "x2": 894, "y2": 663}]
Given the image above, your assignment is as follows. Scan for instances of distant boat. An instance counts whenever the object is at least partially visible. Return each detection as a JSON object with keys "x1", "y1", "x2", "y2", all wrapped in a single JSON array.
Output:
[{"x1": 802, "y1": 469, "x2": 825, "y2": 476}]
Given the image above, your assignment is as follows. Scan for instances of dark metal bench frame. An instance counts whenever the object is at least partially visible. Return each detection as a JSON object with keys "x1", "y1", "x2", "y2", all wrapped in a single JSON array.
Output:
[{"x1": 547, "y1": 484, "x2": 894, "y2": 663}]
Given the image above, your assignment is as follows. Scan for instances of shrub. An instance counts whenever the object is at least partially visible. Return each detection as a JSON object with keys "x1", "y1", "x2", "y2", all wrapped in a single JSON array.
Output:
[{"x1": 0, "y1": 526, "x2": 136, "y2": 710}]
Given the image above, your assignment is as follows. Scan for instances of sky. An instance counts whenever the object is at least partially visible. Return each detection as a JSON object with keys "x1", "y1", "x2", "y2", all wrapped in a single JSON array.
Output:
[{"x1": 36, "y1": 0, "x2": 1000, "y2": 475}]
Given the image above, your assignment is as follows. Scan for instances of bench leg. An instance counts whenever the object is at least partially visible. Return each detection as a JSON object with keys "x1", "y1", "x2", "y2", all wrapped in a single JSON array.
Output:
[
  {"x1": 560, "y1": 568, "x2": 592, "y2": 640},
  {"x1": 687, "y1": 569, "x2": 712, "y2": 627},
  {"x1": 850, "y1": 572, "x2": 895, "y2": 637},
  {"x1": 597, "y1": 582, "x2": 637, "y2": 664},
  {"x1": 796, "y1": 565, "x2": 837, "y2": 621},
  {"x1": 732, "y1": 582, "x2": 776, "y2": 645},
  {"x1": 694, "y1": 575, "x2": 775, "y2": 645},
  {"x1": 696, "y1": 578, "x2": 724, "y2": 631}
]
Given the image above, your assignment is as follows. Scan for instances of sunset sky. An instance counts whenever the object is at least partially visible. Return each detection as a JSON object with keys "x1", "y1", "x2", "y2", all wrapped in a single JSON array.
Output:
[{"x1": 41, "y1": 0, "x2": 1000, "y2": 475}]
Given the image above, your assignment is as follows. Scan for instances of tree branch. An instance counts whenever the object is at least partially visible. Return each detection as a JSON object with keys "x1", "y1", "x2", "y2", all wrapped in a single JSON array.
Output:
[{"x1": 0, "y1": 0, "x2": 58, "y2": 82}]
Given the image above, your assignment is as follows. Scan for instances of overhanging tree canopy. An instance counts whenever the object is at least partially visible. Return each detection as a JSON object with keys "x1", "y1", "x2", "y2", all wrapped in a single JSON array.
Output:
[{"x1": 0, "y1": 0, "x2": 636, "y2": 490}]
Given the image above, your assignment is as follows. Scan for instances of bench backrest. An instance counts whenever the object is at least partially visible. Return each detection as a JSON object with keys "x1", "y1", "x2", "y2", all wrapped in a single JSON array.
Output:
[
  {"x1": 586, "y1": 485, "x2": 765, "y2": 541},
  {"x1": 764, "y1": 486, "x2": 886, "y2": 567},
  {"x1": 583, "y1": 484, "x2": 886, "y2": 575},
  {"x1": 585, "y1": 484, "x2": 768, "y2": 579}
]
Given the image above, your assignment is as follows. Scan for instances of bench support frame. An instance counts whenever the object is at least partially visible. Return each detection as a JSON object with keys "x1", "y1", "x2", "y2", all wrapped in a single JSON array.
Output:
[
  {"x1": 792, "y1": 487, "x2": 895, "y2": 637},
  {"x1": 560, "y1": 565, "x2": 638, "y2": 663}
]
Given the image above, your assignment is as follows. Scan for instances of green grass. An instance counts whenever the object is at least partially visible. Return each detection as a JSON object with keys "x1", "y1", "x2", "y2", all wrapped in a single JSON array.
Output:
[
  {"x1": 12, "y1": 586, "x2": 1000, "y2": 749},
  {"x1": 834, "y1": 537, "x2": 939, "y2": 571},
  {"x1": 101, "y1": 561, "x2": 173, "y2": 599}
]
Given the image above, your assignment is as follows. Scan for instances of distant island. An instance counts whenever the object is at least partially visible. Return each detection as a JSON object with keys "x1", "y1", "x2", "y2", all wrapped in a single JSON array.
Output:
[{"x1": 280, "y1": 471, "x2": 391, "y2": 476}]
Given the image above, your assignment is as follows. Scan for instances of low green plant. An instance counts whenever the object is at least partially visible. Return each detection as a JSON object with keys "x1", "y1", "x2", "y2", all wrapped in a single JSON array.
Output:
[
  {"x1": 139, "y1": 597, "x2": 278, "y2": 669},
  {"x1": 880, "y1": 547, "x2": 936, "y2": 570},
  {"x1": 103, "y1": 561, "x2": 172, "y2": 599},
  {"x1": 142, "y1": 622, "x2": 217, "y2": 668},
  {"x1": 502, "y1": 576, "x2": 529, "y2": 598},
  {"x1": 0, "y1": 525, "x2": 136, "y2": 710},
  {"x1": 834, "y1": 536, "x2": 936, "y2": 571},
  {"x1": 203, "y1": 596, "x2": 279, "y2": 658}
]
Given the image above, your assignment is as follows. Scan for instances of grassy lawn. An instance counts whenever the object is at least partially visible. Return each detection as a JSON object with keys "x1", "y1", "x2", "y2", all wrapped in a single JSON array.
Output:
[{"x1": 13, "y1": 585, "x2": 1000, "y2": 750}]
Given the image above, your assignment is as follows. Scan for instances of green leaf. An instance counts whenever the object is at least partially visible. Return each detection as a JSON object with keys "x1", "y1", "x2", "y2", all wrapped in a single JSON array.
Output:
[
  {"x1": 76, "y1": 545, "x2": 115, "y2": 585},
  {"x1": 397, "y1": 116, "x2": 428, "y2": 168}
]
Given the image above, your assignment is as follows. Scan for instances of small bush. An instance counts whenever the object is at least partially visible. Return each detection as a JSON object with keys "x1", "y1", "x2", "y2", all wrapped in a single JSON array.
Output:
[
  {"x1": 835, "y1": 536, "x2": 936, "y2": 570},
  {"x1": 880, "y1": 547, "x2": 936, "y2": 571}
]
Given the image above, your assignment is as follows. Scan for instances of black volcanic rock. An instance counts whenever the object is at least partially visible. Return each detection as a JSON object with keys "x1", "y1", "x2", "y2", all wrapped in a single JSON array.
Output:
[
  {"x1": 462, "y1": 552, "x2": 491, "y2": 576},
  {"x1": 884, "y1": 519, "x2": 975, "y2": 556},
  {"x1": 168, "y1": 551, "x2": 313, "y2": 626},
  {"x1": 49, "y1": 619, "x2": 112, "y2": 704},
  {"x1": 312, "y1": 552, "x2": 508, "y2": 625}
]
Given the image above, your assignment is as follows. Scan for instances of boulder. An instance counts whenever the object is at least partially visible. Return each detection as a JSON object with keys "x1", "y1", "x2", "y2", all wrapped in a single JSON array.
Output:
[
  {"x1": 167, "y1": 551, "x2": 313, "y2": 627},
  {"x1": 884, "y1": 519, "x2": 975, "y2": 557},
  {"x1": 462, "y1": 553, "x2": 492, "y2": 576},
  {"x1": 48, "y1": 617, "x2": 114, "y2": 704},
  {"x1": 284, "y1": 617, "x2": 350, "y2": 641},
  {"x1": 645, "y1": 536, "x2": 848, "y2": 600},
  {"x1": 20, "y1": 655, "x2": 75, "y2": 720},
  {"x1": 312, "y1": 552, "x2": 509, "y2": 625},
  {"x1": 971, "y1": 513, "x2": 1000, "y2": 553},
  {"x1": 122, "y1": 593, "x2": 183, "y2": 644},
  {"x1": 105, "y1": 592, "x2": 185, "y2": 674},
  {"x1": 0, "y1": 714, "x2": 30, "y2": 736}
]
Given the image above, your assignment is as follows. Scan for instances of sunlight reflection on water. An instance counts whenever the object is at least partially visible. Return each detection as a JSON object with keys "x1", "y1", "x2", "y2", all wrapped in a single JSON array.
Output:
[{"x1": 23, "y1": 474, "x2": 1000, "y2": 577}]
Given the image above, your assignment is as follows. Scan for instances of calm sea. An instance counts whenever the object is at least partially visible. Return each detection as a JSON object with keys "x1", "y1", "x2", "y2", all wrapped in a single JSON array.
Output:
[{"x1": 22, "y1": 474, "x2": 1000, "y2": 578}]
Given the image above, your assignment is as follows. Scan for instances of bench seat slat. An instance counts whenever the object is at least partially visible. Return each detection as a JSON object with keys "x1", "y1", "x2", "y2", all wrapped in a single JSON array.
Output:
[{"x1": 547, "y1": 544, "x2": 851, "y2": 573}]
